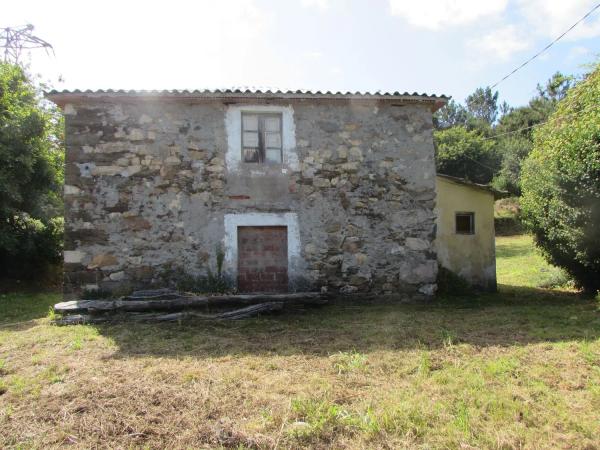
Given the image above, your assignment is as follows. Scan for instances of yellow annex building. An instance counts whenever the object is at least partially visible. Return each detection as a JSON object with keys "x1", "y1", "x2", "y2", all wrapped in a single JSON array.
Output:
[{"x1": 435, "y1": 174, "x2": 501, "y2": 291}]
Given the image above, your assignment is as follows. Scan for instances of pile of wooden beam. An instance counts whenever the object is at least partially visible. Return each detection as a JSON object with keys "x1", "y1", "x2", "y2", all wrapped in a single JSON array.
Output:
[{"x1": 52, "y1": 289, "x2": 327, "y2": 325}]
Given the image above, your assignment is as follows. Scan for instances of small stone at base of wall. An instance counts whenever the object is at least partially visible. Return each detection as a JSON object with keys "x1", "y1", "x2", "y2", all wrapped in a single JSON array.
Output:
[
  {"x1": 339, "y1": 285, "x2": 358, "y2": 294},
  {"x1": 418, "y1": 283, "x2": 437, "y2": 296}
]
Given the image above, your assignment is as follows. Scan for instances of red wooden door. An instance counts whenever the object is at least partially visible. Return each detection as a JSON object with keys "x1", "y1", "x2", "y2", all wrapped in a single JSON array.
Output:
[{"x1": 237, "y1": 226, "x2": 288, "y2": 293}]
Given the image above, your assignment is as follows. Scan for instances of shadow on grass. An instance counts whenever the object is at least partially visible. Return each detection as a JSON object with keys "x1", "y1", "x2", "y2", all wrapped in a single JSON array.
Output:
[{"x1": 90, "y1": 284, "x2": 600, "y2": 359}]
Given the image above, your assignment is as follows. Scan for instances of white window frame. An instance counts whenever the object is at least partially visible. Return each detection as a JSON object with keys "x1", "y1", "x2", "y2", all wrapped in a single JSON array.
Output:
[{"x1": 225, "y1": 105, "x2": 298, "y2": 172}]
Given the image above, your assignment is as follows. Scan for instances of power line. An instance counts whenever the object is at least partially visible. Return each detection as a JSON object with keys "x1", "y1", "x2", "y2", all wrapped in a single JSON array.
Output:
[
  {"x1": 441, "y1": 102, "x2": 599, "y2": 175},
  {"x1": 490, "y1": 2, "x2": 600, "y2": 89},
  {"x1": 460, "y1": 152, "x2": 499, "y2": 174},
  {"x1": 480, "y1": 102, "x2": 598, "y2": 142}
]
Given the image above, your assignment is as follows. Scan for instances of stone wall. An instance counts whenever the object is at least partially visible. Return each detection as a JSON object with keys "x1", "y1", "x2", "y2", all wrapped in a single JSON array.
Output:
[{"x1": 61, "y1": 97, "x2": 438, "y2": 296}]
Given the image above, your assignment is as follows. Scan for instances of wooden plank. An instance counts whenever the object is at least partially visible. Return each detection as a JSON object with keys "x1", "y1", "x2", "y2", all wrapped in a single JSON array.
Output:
[
  {"x1": 54, "y1": 292, "x2": 326, "y2": 314},
  {"x1": 52, "y1": 302, "x2": 285, "y2": 325}
]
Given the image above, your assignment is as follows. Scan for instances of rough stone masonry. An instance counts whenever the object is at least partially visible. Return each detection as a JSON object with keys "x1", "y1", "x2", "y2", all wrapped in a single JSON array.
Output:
[{"x1": 47, "y1": 89, "x2": 447, "y2": 297}]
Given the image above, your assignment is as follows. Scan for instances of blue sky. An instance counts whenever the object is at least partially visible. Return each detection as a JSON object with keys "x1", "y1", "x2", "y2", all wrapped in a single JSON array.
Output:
[{"x1": 4, "y1": 0, "x2": 600, "y2": 107}]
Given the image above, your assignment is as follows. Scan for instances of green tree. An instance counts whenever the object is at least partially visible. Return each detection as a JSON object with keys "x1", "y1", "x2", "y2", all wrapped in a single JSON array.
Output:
[
  {"x1": 433, "y1": 99, "x2": 469, "y2": 129},
  {"x1": 521, "y1": 63, "x2": 600, "y2": 293},
  {"x1": 491, "y1": 135, "x2": 533, "y2": 194},
  {"x1": 434, "y1": 126, "x2": 500, "y2": 184},
  {"x1": 497, "y1": 72, "x2": 572, "y2": 140},
  {"x1": 434, "y1": 87, "x2": 500, "y2": 132},
  {"x1": 466, "y1": 87, "x2": 499, "y2": 128},
  {"x1": 0, "y1": 62, "x2": 64, "y2": 277},
  {"x1": 493, "y1": 72, "x2": 573, "y2": 195},
  {"x1": 536, "y1": 71, "x2": 573, "y2": 101}
]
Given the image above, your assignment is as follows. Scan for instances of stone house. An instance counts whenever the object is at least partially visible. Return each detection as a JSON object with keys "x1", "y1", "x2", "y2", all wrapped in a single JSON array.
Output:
[{"x1": 47, "y1": 89, "x2": 448, "y2": 297}]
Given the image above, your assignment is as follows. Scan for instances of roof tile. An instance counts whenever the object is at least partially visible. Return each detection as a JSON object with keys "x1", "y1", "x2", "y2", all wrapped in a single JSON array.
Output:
[{"x1": 45, "y1": 87, "x2": 449, "y2": 100}]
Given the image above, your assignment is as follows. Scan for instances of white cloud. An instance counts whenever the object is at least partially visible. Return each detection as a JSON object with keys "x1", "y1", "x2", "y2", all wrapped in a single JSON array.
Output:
[
  {"x1": 301, "y1": 0, "x2": 331, "y2": 11},
  {"x1": 517, "y1": 0, "x2": 600, "y2": 40},
  {"x1": 568, "y1": 45, "x2": 591, "y2": 60},
  {"x1": 389, "y1": 0, "x2": 599, "y2": 67},
  {"x1": 389, "y1": 0, "x2": 508, "y2": 29},
  {"x1": 468, "y1": 25, "x2": 531, "y2": 61},
  {"x1": 305, "y1": 51, "x2": 324, "y2": 59},
  {"x1": 465, "y1": 1, "x2": 600, "y2": 66}
]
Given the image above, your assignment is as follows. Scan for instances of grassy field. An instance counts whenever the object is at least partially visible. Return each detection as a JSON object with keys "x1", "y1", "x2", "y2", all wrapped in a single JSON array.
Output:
[
  {"x1": 496, "y1": 234, "x2": 570, "y2": 288},
  {"x1": 1, "y1": 236, "x2": 599, "y2": 449}
]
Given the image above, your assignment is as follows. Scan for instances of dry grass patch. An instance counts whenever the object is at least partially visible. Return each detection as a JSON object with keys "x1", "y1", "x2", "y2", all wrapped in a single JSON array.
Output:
[
  {"x1": 1, "y1": 287, "x2": 599, "y2": 449},
  {"x1": 1, "y1": 236, "x2": 599, "y2": 448}
]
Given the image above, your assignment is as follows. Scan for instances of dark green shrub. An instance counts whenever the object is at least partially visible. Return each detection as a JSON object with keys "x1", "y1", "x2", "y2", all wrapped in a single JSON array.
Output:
[
  {"x1": 494, "y1": 217, "x2": 524, "y2": 236},
  {"x1": 0, "y1": 214, "x2": 63, "y2": 279},
  {"x1": 521, "y1": 63, "x2": 600, "y2": 293},
  {"x1": 493, "y1": 197, "x2": 523, "y2": 236},
  {"x1": 537, "y1": 271, "x2": 573, "y2": 290}
]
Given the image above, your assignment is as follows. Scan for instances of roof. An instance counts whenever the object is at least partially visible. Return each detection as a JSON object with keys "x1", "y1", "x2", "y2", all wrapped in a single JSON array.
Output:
[
  {"x1": 45, "y1": 87, "x2": 449, "y2": 111},
  {"x1": 436, "y1": 173, "x2": 508, "y2": 199}
]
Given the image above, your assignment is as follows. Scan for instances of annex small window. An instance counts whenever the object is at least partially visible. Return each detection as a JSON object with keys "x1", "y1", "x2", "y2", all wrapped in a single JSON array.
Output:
[
  {"x1": 455, "y1": 212, "x2": 475, "y2": 235},
  {"x1": 241, "y1": 113, "x2": 282, "y2": 164}
]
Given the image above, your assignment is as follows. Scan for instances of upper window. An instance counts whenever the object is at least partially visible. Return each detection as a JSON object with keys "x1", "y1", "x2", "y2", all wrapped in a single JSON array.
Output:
[
  {"x1": 242, "y1": 113, "x2": 282, "y2": 164},
  {"x1": 455, "y1": 212, "x2": 475, "y2": 235}
]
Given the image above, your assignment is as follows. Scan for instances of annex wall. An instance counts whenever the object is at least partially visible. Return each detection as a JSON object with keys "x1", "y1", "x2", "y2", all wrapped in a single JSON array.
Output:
[{"x1": 435, "y1": 176, "x2": 497, "y2": 290}]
